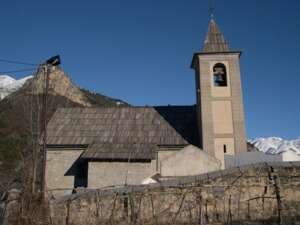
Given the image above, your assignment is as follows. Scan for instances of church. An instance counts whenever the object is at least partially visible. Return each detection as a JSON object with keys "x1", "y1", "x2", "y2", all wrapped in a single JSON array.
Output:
[{"x1": 45, "y1": 18, "x2": 247, "y2": 197}]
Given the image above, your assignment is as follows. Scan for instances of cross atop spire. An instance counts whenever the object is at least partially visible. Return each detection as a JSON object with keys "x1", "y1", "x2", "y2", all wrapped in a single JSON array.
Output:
[
  {"x1": 202, "y1": 18, "x2": 230, "y2": 53},
  {"x1": 209, "y1": 0, "x2": 215, "y2": 19}
]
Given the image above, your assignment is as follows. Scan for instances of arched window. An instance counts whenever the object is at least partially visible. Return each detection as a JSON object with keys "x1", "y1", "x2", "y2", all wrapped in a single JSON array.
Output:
[{"x1": 213, "y1": 63, "x2": 227, "y2": 87}]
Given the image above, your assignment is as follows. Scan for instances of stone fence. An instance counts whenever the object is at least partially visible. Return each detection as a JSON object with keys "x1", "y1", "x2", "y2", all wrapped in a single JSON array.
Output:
[{"x1": 50, "y1": 162, "x2": 300, "y2": 225}]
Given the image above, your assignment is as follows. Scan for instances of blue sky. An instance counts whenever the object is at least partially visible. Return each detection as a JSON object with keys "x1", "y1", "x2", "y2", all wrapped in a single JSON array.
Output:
[{"x1": 0, "y1": 0, "x2": 299, "y2": 139}]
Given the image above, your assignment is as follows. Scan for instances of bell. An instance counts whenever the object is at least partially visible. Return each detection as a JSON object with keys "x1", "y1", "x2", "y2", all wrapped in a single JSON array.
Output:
[
  {"x1": 215, "y1": 67, "x2": 224, "y2": 74},
  {"x1": 215, "y1": 74, "x2": 225, "y2": 83}
]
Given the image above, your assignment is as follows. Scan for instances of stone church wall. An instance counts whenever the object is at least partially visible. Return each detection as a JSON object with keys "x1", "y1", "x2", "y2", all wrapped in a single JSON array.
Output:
[
  {"x1": 50, "y1": 162, "x2": 300, "y2": 225},
  {"x1": 46, "y1": 148, "x2": 84, "y2": 197},
  {"x1": 158, "y1": 145, "x2": 221, "y2": 176},
  {"x1": 88, "y1": 161, "x2": 156, "y2": 188},
  {"x1": 47, "y1": 146, "x2": 221, "y2": 197}
]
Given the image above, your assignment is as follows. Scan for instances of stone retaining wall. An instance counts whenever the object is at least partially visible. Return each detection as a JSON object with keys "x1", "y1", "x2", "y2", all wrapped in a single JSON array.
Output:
[{"x1": 50, "y1": 162, "x2": 300, "y2": 225}]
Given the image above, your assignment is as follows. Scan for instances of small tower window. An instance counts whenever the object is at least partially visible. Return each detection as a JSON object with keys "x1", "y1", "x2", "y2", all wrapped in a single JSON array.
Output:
[
  {"x1": 213, "y1": 63, "x2": 227, "y2": 87},
  {"x1": 223, "y1": 144, "x2": 227, "y2": 153}
]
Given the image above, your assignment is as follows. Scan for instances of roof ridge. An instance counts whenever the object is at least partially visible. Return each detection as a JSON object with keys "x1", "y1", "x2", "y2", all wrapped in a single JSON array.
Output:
[{"x1": 55, "y1": 105, "x2": 196, "y2": 111}]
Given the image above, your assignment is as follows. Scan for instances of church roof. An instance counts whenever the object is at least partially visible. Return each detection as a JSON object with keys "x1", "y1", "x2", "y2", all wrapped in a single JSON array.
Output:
[
  {"x1": 82, "y1": 143, "x2": 157, "y2": 160},
  {"x1": 202, "y1": 18, "x2": 230, "y2": 53},
  {"x1": 46, "y1": 106, "x2": 199, "y2": 160}
]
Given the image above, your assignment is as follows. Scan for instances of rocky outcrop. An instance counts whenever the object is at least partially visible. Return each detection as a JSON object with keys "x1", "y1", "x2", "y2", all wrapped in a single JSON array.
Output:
[{"x1": 22, "y1": 67, "x2": 91, "y2": 107}]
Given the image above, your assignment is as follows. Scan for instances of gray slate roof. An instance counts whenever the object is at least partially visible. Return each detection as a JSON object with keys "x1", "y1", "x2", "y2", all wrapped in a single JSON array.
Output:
[
  {"x1": 46, "y1": 106, "x2": 199, "y2": 159},
  {"x1": 82, "y1": 143, "x2": 157, "y2": 160},
  {"x1": 202, "y1": 18, "x2": 230, "y2": 53}
]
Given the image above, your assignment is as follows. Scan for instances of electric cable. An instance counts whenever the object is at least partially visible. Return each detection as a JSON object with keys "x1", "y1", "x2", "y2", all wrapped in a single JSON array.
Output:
[
  {"x1": 0, "y1": 68, "x2": 36, "y2": 74},
  {"x1": 0, "y1": 58, "x2": 38, "y2": 66}
]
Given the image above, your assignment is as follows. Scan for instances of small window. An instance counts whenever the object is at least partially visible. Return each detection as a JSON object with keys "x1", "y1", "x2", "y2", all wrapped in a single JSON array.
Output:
[
  {"x1": 223, "y1": 144, "x2": 227, "y2": 153},
  {"x1": 213, "y1": 63, "x2": 227, "y2": 87}
]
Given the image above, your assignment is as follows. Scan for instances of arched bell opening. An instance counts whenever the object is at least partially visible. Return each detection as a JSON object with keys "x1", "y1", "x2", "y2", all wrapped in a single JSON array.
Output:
[{"x1": 213, "y1": 63, "x2": 227, "y2": 87}]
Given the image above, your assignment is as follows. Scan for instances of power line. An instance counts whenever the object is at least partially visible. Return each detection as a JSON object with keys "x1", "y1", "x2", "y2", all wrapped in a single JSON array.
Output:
[
  {"x1": 0, "y1": 68, "x2": 36, "y2": 74},
  {"x1": 0, "y1": 58, "x2": 38, "y2": 66}
]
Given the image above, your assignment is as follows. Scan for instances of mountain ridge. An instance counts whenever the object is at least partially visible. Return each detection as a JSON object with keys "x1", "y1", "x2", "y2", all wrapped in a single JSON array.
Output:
[
  {"x1": 0, "y1": 71, "x2": 127, "y2": 107},
  {"x1": 249, "y1": 137, "x2": 300, "y2": 155},
  {"x1": 0, "y1": 75, "x2": 33, "y2": 100}
]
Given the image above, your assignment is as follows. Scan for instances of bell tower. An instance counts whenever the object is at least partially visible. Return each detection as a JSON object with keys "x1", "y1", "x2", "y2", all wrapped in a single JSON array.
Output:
[{"x1": 191, "y1": 18, "x2": 247, "y2": 168}]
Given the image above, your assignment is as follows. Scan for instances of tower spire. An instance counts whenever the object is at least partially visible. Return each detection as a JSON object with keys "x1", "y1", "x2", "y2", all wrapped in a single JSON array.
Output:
[{"x1": 202, "y1": 18, "x2": 230, "y2": 53}]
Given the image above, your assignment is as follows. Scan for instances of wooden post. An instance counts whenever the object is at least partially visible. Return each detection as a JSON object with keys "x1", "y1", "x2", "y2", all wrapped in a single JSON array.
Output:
[{"x1": 41, "y1": 64, "x2": 50, "y2": 201}]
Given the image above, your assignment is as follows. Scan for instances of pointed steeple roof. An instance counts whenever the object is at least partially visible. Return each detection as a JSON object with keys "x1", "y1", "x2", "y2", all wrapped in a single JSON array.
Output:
[{"x1": 202, "y1": 18, "x2": 230, "y2": 53}]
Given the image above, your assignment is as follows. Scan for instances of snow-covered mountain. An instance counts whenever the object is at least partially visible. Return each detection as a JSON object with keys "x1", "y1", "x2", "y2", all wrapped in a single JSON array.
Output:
[
  {"x1": 249, "y1": 137, "x2": 300, "y2": 155},
  {"x1": 0, "y1": 75, "x2": 33, "y2": 100}
]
